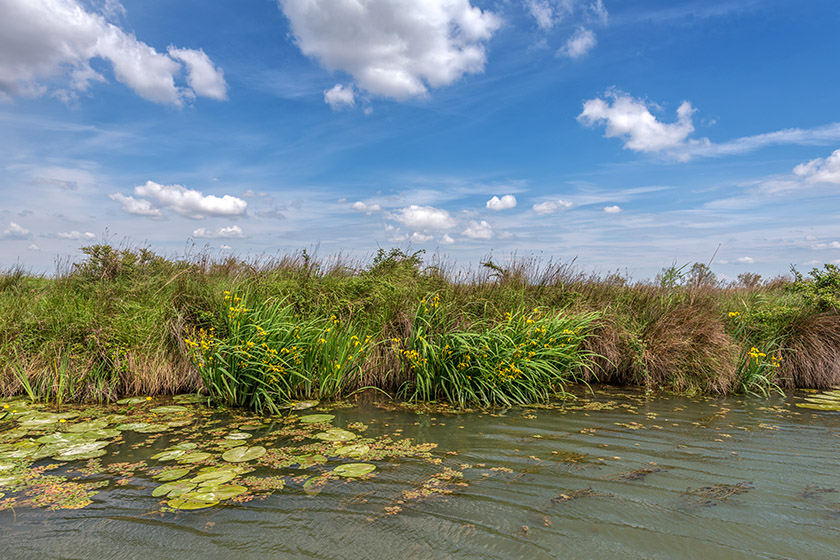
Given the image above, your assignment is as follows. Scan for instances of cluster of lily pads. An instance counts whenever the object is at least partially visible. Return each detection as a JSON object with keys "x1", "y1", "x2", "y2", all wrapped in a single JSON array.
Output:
[{"x1": 0, "y1": 396, "x2": 446, "y2": 512}]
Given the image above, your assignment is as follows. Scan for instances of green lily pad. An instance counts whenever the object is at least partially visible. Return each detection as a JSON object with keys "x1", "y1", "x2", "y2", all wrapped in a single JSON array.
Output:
[
  {"x1": 116, "y1": 397, "x2": 149, "y2": 405},
  {"x1": 177, "y1": 452, "x2": 212, "y2": 463},
  {"x1": 36, "y1": 432, "x2": 85, "y2": 445},
  {"x1": 291, "y1": 400, "x2": 319, "y2": 410},
  {"x1": 0, "y1": 442, "x2": 41, "y2": 460},
  {"x1": 335, "y1": 444, "x2": 370, "y2": 458},
  {"x1": 222, "y1": 446, "x2": 266, "y2": 463},
  {"x1": 294, "y1": 454, "x2": 327, "y2": 468},
  {"x1": 150, "y1": 406, "x2": 188, "y2": 414},
  {"x1": 237, "y1": 424, "x2": 262, "y2": 431},
  {"x1": 83, "y1": 428, "x2": 121, "y2": 439},
  {"x1": 115, "y1": 422, "x2": 151, "y2": 431},
  {"x1": 225, "y1": 432, "x2": 252, "y2": 440},
  {"x1": 166, "y1": 419, "x2": 193, "y2": 428},
  {"x1": 298, "y1": 414, "x2": 335, "y2": 424},
  {"x1": 151, "y1": 449, "x2": 186, "y2": 461},
  {"x1": 303, "y1": 476, "x2": 326, "y2": 496},
  {"x1": 153, "y1": 480, "x2": 197, "y2": 498},
  {"x1": 0, "y1": 473, "x2": 26, "y2": 487},
  {"x1": 172, "y1": 442, "x2": 198, "y2": 451},
  {"x1": 796, "y1": 402, "x2": 840, "y2": 411},
  {"x1": 52, "y1": 440, "x2": 110, "y2": 461},
  {"x1": 66, "y1": 419, "x2": 110, "y2": 432},
  {"x1": 190, "y1": 484, "x2": 247, "y2": 501},
  {"x1": 193, "y1": 471, "x2": 237, "y2": 486},
  {"x1": 314, "y1": 428, "x2": 357, "y2": 442},
  {"x1": 167, "y1": 494, "x2": 219, "y2": 510},
  {"x1": 332, "y1": 463, "x2": 376, "y2": 477},
  {"x1": 154, "y1": 468, "x2": 191, "y2": 481},
  {"x1": 135, "y1": 424, "x2": 170, "y2": 434}
]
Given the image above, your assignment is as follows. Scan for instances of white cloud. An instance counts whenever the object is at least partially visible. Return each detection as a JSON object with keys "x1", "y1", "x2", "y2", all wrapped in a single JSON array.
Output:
[
  {"x1": 109, "y1": 193, "x2": 164, "y2": 218},
  {"x1": 0, "y1": 0, "x2": 226, "y2": 105},
  {"x1": 486, "y1": 194, "x2": 517, "y2": 210},
  {"x1": 410, "y1": 232, "x2": 433, "y2": 243},
  {"x1": 532, "y1": 199, "x2": 573, "y2": 214},
  {"x1": 604, "y1": 205, "x2": 622, "y2": 213},
  {"x1": 2, "y1": 221, "x2": 30, "y2": 239},
  {"x1": 351, "y1": 201, "x2": 382, "y2": 214},
  {"x1": 462, "y1": 220, "x2": 493, "y2": 239},
  {"x1": 578, "y1": 90, "x2": 696, "y2": 156},
  {"x1": 132, "y1": 181, "x2": 247, "y2": 219},
  {"x1": 793, "y1": 149, "x2": 840, "y2": 184},
  {"x1": 559, "y1": 27, "x2": 597, "y2": 59},
  {"x1": 811, "y1": 241, "x2": 840, "y2": 249},
  {"x1": 738, "y1": 256, "x2": 755, "y2": 264},
  {"x1": 324, "y1": 83, "x2": 356, "y2": 110},
  {"x1": 440, "y1": 233, "x2": 455, "y2": 245},
  {"x1": 57, "y1": 231, "x2": 96, "y2": 240},
  {"x1": 524, "y1": 0, "x2": 608, "y2": 30},
  {"x1": 278, "y1": 0, "x2": 501, "y2": 100},
  {"x1": 580, "y1": 90, "x2": 840, "y2": 161},
  {"x1": 387, "y1": 232, "x2": 409, "y2": 242},
  {"x1": 27, "y1": 243, "x2": 40, "y2": 251},
  {"x1": 167, "y1": 47, "x2": 228, "y2": 101},
  {"x1": 389, "y1": 205, "x2": 456, "y2": 230},
  {"x1": 220, "y1": 244, "x2": 232, "y2": 250},
  {"x1": 192, "y1": 225, "x2": 246, "y2": 239}
]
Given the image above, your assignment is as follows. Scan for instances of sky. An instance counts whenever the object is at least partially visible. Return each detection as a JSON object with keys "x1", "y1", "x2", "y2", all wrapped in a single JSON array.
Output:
[{"x1": 1, "y1": 0, "x2": 839, "y2": 280}]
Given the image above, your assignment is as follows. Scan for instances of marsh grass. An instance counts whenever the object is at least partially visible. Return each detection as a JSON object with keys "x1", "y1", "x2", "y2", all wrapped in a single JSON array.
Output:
[{"x1": 2, "y1": 245, "x2": 840, "y2": 408}]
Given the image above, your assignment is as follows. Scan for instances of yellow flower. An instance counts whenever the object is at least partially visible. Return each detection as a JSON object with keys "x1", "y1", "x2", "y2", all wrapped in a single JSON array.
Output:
[
  {"x1": 59, "y1": 418, "x2": 66, "y2": 423},
  {"x1": 146, "y1": 396, "x2": 152, "y2": 401}
]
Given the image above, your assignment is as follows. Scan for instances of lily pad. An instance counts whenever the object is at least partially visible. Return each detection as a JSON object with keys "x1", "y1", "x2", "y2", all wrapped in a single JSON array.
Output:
[
  {"x1": 166, "y1": 419, "x2": 193, "y2": 428},
  {"x1": 151, "y1": 449, "x2": 186, "y2": 461},
  {"x1": 190, "y1": 484, "x2": 247, "y2": 501},
  {"x1": 222, "y1": 446, "x2": 266, "y2": 463},
  {"x1": 0, "y1": 473, "x2": 26, "y2": 487},
  {"x1": 193, "y1": 471, "x2": 237, "y2": 486},
  {"x1": 116, "y1": 397, "x2": 149, "y2": 405},
  {"x1": 335, "y1": 444, "x2": 370, "y2": 458},
  {"x1": 83, "y1": 428, "x2": 121, "y2": 439},
  {"x1": 298, "y1": 414, "x2": 335, "y2": 424},
  {"x1": 153, "y1": 480, "x2": 197, "y2": 498},
  {"x1": 177, "y1": 452, "x2": 212, "y2": 464},
  {"x1": 225, "y1": 432, "x2": 252, "y2": 440},
  {"x1": 150, "y1": 406, "x2": 188, "y2": 414},
  {"x1": 291, "y1": 400, "x2": 319, "y2": 410},
  {"x1": 237, "y1": 424, "x2": 262, "y2": 431},
  {"x1": 115, "y1": 422, "x2": 151, "y2": 431},
  {"x1": 172, "y1": 442, "x2": 198, "y2": 451},
  {"x1": 314, "y1": 428, "x2": 357, "y2": 442},
  {"x1": 134, "y1": 424, "x2": 170, "y2": 434},
  {"x1": 167, "y1": 494, "x2": 219, "y2": 510},
  {"x1": 332, "y1": 463, "x2": 376, "y2": 478},
  {"x1": 52, "y1": 440, "x2": 110, "y2": 461},
  {"x1": 66, "y1": 419, "x2": 110, "y2": 432},
  {"x1": 303, "y1": 476, "x2": 326, "y2": 496},
  {"x1": 154, "y1": 468, "x2": 191, "y2": 482},
  {"x1": 294, "y1": 454, "x2": 327, "y2": 468}
]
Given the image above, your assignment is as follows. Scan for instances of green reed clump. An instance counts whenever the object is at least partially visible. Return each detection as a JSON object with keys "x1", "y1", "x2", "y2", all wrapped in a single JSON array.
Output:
[
  {"x1": 394, "y1": 293, "x2": 599, "y2": 406},
  {"x1": 184, "y1": 291, "x2": 372, "y2": 413}
]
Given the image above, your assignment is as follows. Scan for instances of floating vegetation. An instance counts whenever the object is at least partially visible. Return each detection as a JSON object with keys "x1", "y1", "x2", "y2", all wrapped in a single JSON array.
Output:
[
  {"x1": 550, "y1": 487, "x2": 612, "y2": 505},
  {"x1": 332, "y1": 463, "x2": 375, "y2": 478},
  {"x1": 800, "y1": 485, "x2": 837, "y2": 499},
  {"x1": 605, "y1": 466, "x2": 666, "y2": 481},
  {"x1": 683, "y1": 481, "x2": 754, "y2": 507},
  {"x1": 221, "y1": 446, "x2": 266, "y2": 463},
  {"x1": 796, "y1": 389, "x2": 840, "y2": 411},
  {"x1": 298, "y1": 414, "x2": 335, "y2": 424}
]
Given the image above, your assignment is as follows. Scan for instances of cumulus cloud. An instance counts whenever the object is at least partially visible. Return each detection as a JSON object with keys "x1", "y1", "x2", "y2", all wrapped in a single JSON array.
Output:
[
  {"x1": 167, "y1": 47, "x2": 228, "y2": 101},
  {"x1": 192, "y1": 225, "x2": 245, "y2": 239},
  {"x1": 579, "y1": 90, "x2": 696, "y2": 156},
  {"x1": 56, "y1": 231, "x2": 96, "y2": 240},
  {"x1": 324, "y1": 83, "x2": 356, "y2": 110},
  {"x1": 486, "y1": 194, "x2": 517, "y2": 210},
  {"x1": 532, "y1": 199, "x2": 573, "y2": 215},
  {"x1": 278, "y1": 0, "x2": 501, "y2": 100},
  {"x1": 462, "y1": 220, "x2": 493, "y2": 239},
  {"x1": 0, "y1": 0, "x2": 226, "y2": 105},
  {"x1": 410, "y1": 232, "x2": 433, "y2": 243},
  {"x1": 389, "y1": 205, "x2": 456, "y2": 230},
  {"x1": 117, "y1": 181, "x2": 247, "y2": 219},
  {"x1": 559, "y1": 28, "x2": 597, "y2": 59},
  {"x1": 794, "y1": 149, "x2": 840, "y2": 184},
  {"x1": 603, "y1": 205, "x2": 622, "y2": 213},
  {"x1": 441, "y1": 233, "x2": 455, "y2": 245},
  {"x1": 27, "y1": 243, "x2": 40, "y2": 251},
  {"x1": 351, "y1": 201, "x2": 382, "y2": 214},
  {"x1": 2, "y1": 221, "x2": 30, "y2": 239},
  {"x1": 108, "y1": 193, "x2": 164, "y2": 218},
  {"x1": 580, "y1": 90, "x2": 840, "y2": 161},
  {"x1": 811, "y1": 241, "x2": 840, "y2": 249},
  {"x1": 738, "y1": 256, "x2": 755, "y2": 264}
]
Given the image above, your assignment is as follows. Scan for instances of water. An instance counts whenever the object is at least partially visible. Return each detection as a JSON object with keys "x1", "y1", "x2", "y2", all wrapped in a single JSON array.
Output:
[{"x1": 2, "y1": 388, "x2": 839, "y2": 559}]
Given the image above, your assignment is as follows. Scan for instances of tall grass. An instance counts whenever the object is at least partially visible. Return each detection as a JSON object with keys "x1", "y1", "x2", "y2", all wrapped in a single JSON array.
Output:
[{"x1": 2, "y1": 245, "x2": 840, "y2": 409}]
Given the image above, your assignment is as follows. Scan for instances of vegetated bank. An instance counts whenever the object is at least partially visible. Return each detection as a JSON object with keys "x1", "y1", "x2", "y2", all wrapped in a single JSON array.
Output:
[{"x1": 1, "y1": 245, "x2": 839, "y2": 412}]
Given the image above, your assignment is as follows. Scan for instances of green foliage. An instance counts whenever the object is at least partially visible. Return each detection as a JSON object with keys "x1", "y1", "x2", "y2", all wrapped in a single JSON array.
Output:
[{"x1": 790, "y1": 264, "x2": 840, "y2": 311}]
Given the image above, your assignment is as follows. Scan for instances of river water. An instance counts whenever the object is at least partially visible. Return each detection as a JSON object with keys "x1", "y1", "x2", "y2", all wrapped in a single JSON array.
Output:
[{"x1": 1, "y1": 387, "x2": 839, "y2": 559}]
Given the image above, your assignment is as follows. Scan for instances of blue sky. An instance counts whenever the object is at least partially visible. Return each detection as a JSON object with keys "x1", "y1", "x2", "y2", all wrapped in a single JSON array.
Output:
[{"x1": 1, "y1": 0, "x2": 839, "y2": 280}]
